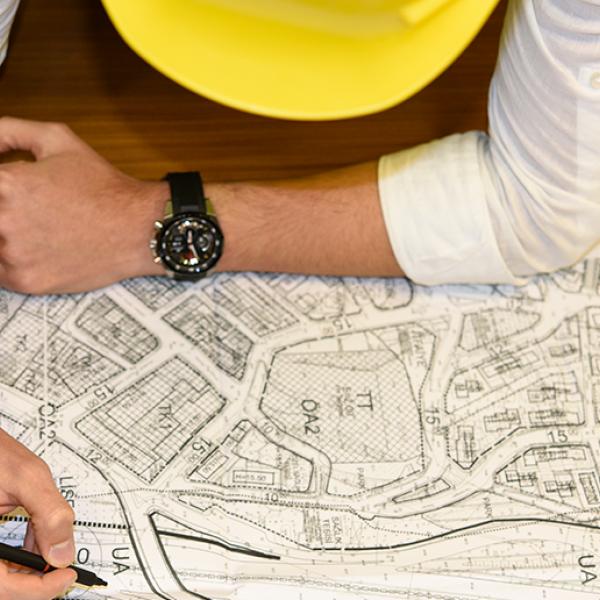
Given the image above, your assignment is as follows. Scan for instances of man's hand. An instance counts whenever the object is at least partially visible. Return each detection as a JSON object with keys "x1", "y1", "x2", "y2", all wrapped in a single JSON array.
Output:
[
  {"x1": 0, "y1": 429, "x2": 77, "y2": 599},
  {"x1": 0, "y1": 117, "x2": 167, "y2": 294}
]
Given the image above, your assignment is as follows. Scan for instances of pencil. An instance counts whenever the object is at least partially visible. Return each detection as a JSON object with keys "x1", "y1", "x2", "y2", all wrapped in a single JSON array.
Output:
[{"x1": 0, "y1": 542, "x2": 107, "y2": 587}]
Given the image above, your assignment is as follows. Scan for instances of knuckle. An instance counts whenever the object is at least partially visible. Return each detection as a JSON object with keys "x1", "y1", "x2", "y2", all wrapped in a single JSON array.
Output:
[
  {"x1": 46, "y1": 121, "x2": 72, "y2": 138},
  {"x1": 0, "y1": 242, "x2": 24, "y2": 269},
  {"x1": 59, "y1": 503, "x2": 75, "y2": 524},
  {"x1": 0, "y1": 115, "x2": 17, "y2": 129},
  {"x1": 65, "y1": 502, "x2": 75, "y2": 520},
  {"x1": 46, "y1": 502, "x2": 76, "y2": 529},
  {"x1": 0, "y1": 270, "x2": 21, "y2": 293},
  {"x1": 4, "y1": 273, "x2": 26, "y2": 294},
  {"x1": 3, "y1": 270, "x2": 49, "y2": 296}
]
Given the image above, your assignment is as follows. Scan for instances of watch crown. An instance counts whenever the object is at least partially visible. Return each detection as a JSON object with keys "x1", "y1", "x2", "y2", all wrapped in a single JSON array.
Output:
[
  {"x1": 154, "y1": 221, "x2": 163, "y2": 231},
  {"x1": 153, "y1": 256, "x2": 163, "y2": 264},
  {"x1": 149, "y1": 239, "x2": 157, "y2": 249}
]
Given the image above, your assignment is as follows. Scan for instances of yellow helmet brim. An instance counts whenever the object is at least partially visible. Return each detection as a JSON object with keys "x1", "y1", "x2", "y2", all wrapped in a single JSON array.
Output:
[{"x1": 101, "y1": 0, "x2": 500, "y2": 120}]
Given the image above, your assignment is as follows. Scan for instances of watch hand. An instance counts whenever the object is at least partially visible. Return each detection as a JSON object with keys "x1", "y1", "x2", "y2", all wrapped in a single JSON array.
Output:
[{"x1": 187, "y1": 230, "x2": 200, "y2": 260}]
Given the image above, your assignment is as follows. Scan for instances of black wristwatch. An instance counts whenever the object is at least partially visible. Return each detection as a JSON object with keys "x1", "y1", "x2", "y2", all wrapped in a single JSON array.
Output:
[{"x1": 150, "y1": 172, "x2": 224, "y2": 281}]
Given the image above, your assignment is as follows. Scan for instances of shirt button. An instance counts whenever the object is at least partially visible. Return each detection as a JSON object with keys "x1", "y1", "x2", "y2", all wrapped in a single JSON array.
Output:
[{"x1": 591, "y1": 72, "x2": 600, "y2": 89}]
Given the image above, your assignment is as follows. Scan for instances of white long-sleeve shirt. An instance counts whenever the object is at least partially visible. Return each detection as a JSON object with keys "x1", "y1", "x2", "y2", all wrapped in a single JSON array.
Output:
[{"x1": 380, "y1": 0, "x2": 600, "y2": 285}]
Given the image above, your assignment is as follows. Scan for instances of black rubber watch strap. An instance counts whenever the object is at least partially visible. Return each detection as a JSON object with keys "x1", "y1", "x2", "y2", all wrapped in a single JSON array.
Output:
[{"x1": 165, "y1": 172, "x2": 207, "y2": 215}]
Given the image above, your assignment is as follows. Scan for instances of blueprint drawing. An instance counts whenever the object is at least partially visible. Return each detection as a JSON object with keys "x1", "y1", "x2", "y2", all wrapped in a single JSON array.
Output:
[{"x1": 1, "y1": 261, "x2": 600, "y2": 599}]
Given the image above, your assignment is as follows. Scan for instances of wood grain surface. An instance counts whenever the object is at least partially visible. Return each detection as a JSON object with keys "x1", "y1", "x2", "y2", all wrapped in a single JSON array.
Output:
[{"x1": 0, "y1": 0, "x2": 506, "y2": 182}]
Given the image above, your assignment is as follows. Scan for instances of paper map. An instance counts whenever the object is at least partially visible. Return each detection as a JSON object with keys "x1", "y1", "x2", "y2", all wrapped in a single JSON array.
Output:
[{"x1": 2, "y1": 261, "x2": 600, "y2": 599}]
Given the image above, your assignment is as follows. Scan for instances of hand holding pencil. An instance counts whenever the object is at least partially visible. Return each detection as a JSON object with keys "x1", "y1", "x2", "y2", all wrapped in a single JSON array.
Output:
[{"x1": 0, "y1": 429, "x2": 78, "y2": 600}]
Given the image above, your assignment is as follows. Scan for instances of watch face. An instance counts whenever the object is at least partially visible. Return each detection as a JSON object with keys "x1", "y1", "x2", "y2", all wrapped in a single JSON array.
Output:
[{"x1": 157, "y1": 214, "x2": 224, "y2": 277}]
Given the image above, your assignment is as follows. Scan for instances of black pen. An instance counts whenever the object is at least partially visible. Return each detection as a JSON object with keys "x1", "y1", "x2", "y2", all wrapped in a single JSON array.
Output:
[{"x1": 0, "y1": 542, "x2": 107, "y2": 587}]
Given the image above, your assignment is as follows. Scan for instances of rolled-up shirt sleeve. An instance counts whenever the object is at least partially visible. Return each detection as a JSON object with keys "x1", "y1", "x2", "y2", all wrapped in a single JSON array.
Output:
[
  {"x1": 0, "y1": 0, "x2": 20, "y2": 65},
  {"x1": 379, "y1": 0, "x2": 600, "y2": 285}
]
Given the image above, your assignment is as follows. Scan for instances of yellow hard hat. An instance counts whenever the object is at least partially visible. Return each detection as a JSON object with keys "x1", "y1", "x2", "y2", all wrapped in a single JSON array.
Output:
[{"x1": 101, "y1": 0, "x2": 500, "y2": 120}]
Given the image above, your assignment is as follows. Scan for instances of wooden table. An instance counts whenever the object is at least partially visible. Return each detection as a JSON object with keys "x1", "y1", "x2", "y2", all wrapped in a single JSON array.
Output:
[{"x1": 0, "y1": 0, "x2": 506, "y2": 182}]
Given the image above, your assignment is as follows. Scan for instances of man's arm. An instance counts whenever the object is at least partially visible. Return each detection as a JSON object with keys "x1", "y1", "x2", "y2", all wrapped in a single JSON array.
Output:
[
  {"x1": 0, "y1": 117, "x2": 402, "y2": 295},
  {"x1": 210, "y1": 162, "x2": 403, "y2": 278}
]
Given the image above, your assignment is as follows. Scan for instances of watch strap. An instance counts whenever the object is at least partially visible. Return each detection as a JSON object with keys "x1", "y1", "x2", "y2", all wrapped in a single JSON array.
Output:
[{"x1": 165, "y1": 172, "x2": 207, "y2": 215}]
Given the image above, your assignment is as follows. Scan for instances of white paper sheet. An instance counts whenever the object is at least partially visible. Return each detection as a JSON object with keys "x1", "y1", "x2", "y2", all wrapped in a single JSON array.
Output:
[{"x1": 1, "y1": 262, "x2": 600, "y2": 599}]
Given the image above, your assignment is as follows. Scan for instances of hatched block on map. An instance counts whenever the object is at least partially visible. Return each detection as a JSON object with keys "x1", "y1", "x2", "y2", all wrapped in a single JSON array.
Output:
[{"x1": 75, "y1": 356, "x2": 226, "y2": 483}]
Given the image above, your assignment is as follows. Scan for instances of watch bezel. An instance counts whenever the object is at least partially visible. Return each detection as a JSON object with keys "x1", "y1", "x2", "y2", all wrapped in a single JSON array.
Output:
[{"x1": 153, "y1": 212, "x2": 224, "y2": 279}]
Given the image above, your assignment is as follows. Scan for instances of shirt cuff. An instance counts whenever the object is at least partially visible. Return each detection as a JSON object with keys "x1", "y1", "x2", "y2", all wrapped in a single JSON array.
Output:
[{"x1": 378, "y1": 131, "x2": 525, "y2": 286}]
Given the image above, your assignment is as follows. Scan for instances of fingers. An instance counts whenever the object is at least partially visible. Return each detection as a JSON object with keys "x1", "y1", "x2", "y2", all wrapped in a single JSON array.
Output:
[
  {"x1": 0, "y1": 562, "x2": 77, "y2": 600},
  {"x1": 0, "y1": 430, "x2": 77, "y2": 600},
  {"x1": 0, "y1": 117, "x2": 80, "y2": 160},
  {"x1": 0, "y1": 431, "x2": 75, "y2": 568},
  {"x1": 21, "y1": 483, "x2": 75, "y2": 569}
]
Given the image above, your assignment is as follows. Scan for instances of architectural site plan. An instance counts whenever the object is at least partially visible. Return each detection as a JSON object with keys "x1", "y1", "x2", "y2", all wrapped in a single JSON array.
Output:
[{"x1": 1, "y1": 260, "x2": 600, "y2": 599}]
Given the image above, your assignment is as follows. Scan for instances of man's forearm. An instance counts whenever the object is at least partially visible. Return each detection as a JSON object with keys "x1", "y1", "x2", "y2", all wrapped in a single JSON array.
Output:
[
  {"x1": 145, "y1": 161, "x2": 404, "y2": 279},
  {"x1": 204, "y1": 162, "x2": 403, "y2": 278},
  {"x1": 0, "y1": 118, "x2": 403, "y2": 294}
]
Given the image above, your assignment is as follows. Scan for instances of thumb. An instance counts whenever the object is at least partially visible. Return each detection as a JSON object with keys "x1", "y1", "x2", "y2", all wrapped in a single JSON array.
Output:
[
  {"x1": 0, "y1": 116, "x2": 80, "y2": 160},
  {"x1": 19, "y1": 466, "x2": 76, "y2": 568}
]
